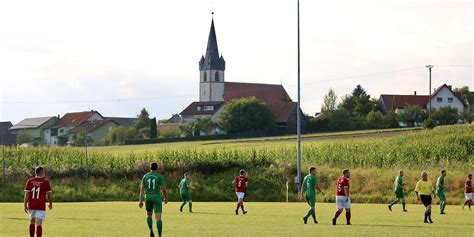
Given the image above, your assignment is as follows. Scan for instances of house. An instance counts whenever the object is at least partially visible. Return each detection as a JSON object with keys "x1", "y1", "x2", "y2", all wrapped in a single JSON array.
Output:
[
  {"x1": 45, "y1": 110, "x2": 103, "y2": 145},
  {"x1": 106, "y1": 117, "x2": 136, "y2": 128},
  {"x1": 0, "y1": 122, "x2": 17, "y2": 145},
  {"x1": 380, "y1": 84, "x2": 465, "y2": 114},
  {"x1": 69, "y1": 119, "x2": 118, "y2": 146},
  {"x1": 9, "y1": 116, "x2": 58, "y2": 144},
  {"x1": 180, "y1": 18, "x2": 300, "y2": 133},
  {"x1": 470, "y1": 92, "x2": 474, "y2": 112}
]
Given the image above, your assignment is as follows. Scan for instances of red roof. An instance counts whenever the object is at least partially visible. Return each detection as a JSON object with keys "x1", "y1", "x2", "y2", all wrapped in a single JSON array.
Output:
[
  {"x1": 54, "y1": 111, "x2": 102, "y2": 128},
  {"x1": 380, "y1": 95, "x2": 429, "y2": 110},
  {"x1": 70, "y1": 119, "x2": 117, "y2": 133}
]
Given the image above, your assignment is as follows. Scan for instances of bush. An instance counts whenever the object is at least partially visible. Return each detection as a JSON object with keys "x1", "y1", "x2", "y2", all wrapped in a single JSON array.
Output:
[
  {"x1": 422, "y1": 118, "x2": 436, "y2": 129},
  {"x1": 219, "y1": 97, "x2": 275, "y2": 133},
  {"x1": 432, "y1": 106, "x2": 459, "y2": 125},
  {"x1": 366, "y1": 111, "x2": 385, "y2": 129}
]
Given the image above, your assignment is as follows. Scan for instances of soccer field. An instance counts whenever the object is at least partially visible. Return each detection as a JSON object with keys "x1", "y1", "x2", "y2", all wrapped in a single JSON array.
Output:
[{"x1": 1, "y1": 202, "x2": 472, "y2": 237}]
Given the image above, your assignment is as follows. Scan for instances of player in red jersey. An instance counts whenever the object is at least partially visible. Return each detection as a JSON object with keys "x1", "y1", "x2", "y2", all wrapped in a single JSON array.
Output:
[
  {"x1": 463, "y1": 173, "x2": 472, "y2": 210},
  {"x1": 23, "y1": 166, "x2": 53, "y2": 237},
  {"x1": 333, "y1": 169, "x2": 351, "y2": 225},
  {"x1": 233, "y1": 169, "x2": 248, "y2": 215}
]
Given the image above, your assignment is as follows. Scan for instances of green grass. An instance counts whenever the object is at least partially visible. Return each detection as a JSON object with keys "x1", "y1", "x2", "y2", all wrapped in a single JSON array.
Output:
[{"x1": 1, "y1": 202, "x2": 473, "y2": 236}]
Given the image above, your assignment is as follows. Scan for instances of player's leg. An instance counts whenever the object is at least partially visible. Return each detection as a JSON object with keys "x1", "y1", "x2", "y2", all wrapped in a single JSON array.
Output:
[
  {"x1": 240, "y1": 198, "x2": 247, "y2": 214},
  {"x1": 388, "y1": 197, "x2": 399, "y2": 211},
  {"x1": 188, "y1": 194, "x2": 193, "y2": 212},
  {"x1": 180, "y1": 193, "x2": 187, "y2": 212},
  {"x1": 333, "y1": 197, "x2": 343, "y2": 225},
  {"x1": 154, "y1": 200, "x2": 163, "y2": 237},
  {"x1": 35, "y1": 217, "x2": 44, "y2": 237},
  {"x1": 235, "y1": 192, "x2": 240, "y2": 214},
  {"x1": 401, "y1": 197, "x2": 407, "y2": 211},
  {"x1": 426, "y1": 204, "x2": 433, "y2": 223},
  {"x1": 439, "y1": 192, "x2": 446, "y2": 214},
  {"x1": 145, "y1": 200, "x2": 155, "y2": 236},
  {"x1": 29, "y1": 215, "x2": 35, "y2": 237},
  {"x1": 345, "y1": 198, "x2": 352, "y2": 225}
]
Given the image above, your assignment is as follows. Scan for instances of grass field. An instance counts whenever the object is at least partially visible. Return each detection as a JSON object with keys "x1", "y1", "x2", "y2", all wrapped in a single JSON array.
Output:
[{"x1": 1, "y1": 202, "x2": 473, "y2": 237}]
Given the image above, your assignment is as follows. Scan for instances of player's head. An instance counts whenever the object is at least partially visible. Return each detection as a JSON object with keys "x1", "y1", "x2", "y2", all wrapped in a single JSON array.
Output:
[
  {"x1": 441, "y1": 169, "x2": 447, "y2": 176},
  {"x1": 421, "y1": 171, "x2": 428, "y2": 180},
  {"x1": 308, "y1": 166, "x2": 316, "y2": 174},
  {"x1": 184, "y1": 172, "x2": 189, "y2": 178},
  {"x1": 399, "y1": 170, "x2": 404, "y2": 176},
  {"x1": 150, "y1": 162, "x2": 158, "y2": 171},
  {"x1": 468, "y1": 173, "x2": 472, "y2": 180},
  {"x1": 239, "y1": 169, "x2": 246, "y2": 176},
  {"x1": 343, "y1": 169, "x2": 350, "y2": 178},
  {"x1": 35, "y1": 166, "x2": 45, "y2": 177}
]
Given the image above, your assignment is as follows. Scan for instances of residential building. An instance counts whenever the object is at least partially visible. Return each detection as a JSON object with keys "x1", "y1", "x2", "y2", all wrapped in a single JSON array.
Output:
[
  {"x1": 0, "y1": 122, "x2": 16, "y2": 145},
  {"x1": 45, "y1": 110, "x2": 103, "y2": 145},
  {"x1": 106, "y1": 117, "x2": 136, "y2": 128},
  {"x1": 69, "y1": 119, "x2": 118, "y2": 146},
  {"x1": 9, "y1": 116, "x2": 58, "y2": 144}
]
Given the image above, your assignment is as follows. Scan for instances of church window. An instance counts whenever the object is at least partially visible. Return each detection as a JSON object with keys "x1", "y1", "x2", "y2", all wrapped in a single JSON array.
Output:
[
  {"x1": 203, "y1": 72, "x2": 207, "y2": 82},
  {"x1": 215, "y1": 72, "x2": 219, "y2": 82}
]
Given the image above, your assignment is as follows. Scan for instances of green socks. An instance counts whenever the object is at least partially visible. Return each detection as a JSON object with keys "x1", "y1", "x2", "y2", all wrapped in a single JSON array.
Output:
[
  {"x1": 311, "y1": 210, "x2": 316, "y2": 220},
  {"x1": 305, "y1": 210, "x2": 312, "y2": 218},
  {"x1": 390, "y1": 199, "x2": 399, "y2": 206},
  {"x1": 147, "y1": 216, "x2": 153, "y2": 233},
  {"x1": 402, "y1": 201, "x2": 406, "y2": 210},
  {"x1": 157, "y1": 220, "x2": 163, "y2": 236},
  {"x1": 189, "y1": 202, "x2": 193, "y2": 212},
  {"x1": 440, "y1": 203, "x2": 446, "y2": 213}
]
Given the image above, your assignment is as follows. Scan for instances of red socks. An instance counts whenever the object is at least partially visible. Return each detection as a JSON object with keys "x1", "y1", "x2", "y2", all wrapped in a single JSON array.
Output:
[
  {"x1": 334, "y1": 210, "x2": 342, "y2": 219},
  {"x1": 37, "y1": 226, "x2": 43, "y2": 237},
  {"x1": 346, "y1": 211, "x2": 351, "y2": 224},
  {"x1": 29, "y1": 224, "x2": 35, "y2": 237},
  {"x1": 240, "y1": 204, "x2": 245, "y2": 211}
]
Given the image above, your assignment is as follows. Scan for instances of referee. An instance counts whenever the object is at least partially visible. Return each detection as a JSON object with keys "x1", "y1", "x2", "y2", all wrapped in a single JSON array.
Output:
[{"x1": 415, "y1": 171, "x2": 437, "y2": 223}]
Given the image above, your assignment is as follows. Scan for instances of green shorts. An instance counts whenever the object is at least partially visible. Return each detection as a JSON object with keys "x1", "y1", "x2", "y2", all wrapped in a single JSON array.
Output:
[
  {"x1": 436, "y1": 191, "x2": 446, "y2": 201},
  {"x1": 180, "y1": 192, "x2": 192, "y2": 201},
  {"x1": 145, "y1": 195, "x2": 163, "y2": 213},
  {"x1": 305, "y1": 195, "x2": 316, "y2": 207},
  {"x1": 395, "y1": 189, "x2": 404, "y2": 199}
]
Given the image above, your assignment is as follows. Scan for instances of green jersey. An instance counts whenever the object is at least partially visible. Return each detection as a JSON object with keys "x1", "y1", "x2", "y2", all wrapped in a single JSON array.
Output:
[
  {"x1": 394, "y1": 175, "x2": 403, "y2": 192},
  {"x1": 142, "y1": 172, "x2": 165, "y2": 197},
  {"x1": 303, "y1": 174, "x2": 317, "y2": 197},
  {"x1": 436, "y1": 175, "x2": 445, "y2": 192},
  {"x1": 179, "y1": 178, "x2": 190, "y2": 194}
]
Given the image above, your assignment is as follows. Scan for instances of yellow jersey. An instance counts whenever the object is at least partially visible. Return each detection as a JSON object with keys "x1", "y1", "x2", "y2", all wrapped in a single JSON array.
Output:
[{"x1": 415, "y1": 180, "x2": 434, "y2": 195}]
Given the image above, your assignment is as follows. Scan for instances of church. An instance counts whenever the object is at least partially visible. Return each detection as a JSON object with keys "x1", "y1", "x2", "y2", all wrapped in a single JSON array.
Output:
[{"x1": 180, "y1": 18, "x2": 300, "y2": 132}]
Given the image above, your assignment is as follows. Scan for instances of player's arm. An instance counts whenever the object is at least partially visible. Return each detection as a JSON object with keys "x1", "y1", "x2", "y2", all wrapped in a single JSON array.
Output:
[
  {"x1": 161, "y1": 186, "x2": 168, "y2": 204},
  {"x1": 414, "y1": 183, "x2": 420, "y2": 200},
  {"x1": 23, "y1": 190, "x2": 29, "y2": 213},
  {"x1": 344, "y1": 186, "x2": 350, "y2": 201},
  {"x1": 316, "y1": 185, "x2": 325, "y2": 195},
  {"x1": 431, "y1": 185, "x2": 436, "y2": 198},
  {"x1": 138, "y1": 182, "x2": 145, "y2": 208},
  {"x1": 46, "y1": 191, "x2": 53, "y2": 210}
]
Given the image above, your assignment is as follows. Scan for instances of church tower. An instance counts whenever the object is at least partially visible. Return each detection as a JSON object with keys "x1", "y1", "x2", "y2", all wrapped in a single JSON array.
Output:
[{"x1": 199, "y1": 17, "x2": 225, "y2": 102}]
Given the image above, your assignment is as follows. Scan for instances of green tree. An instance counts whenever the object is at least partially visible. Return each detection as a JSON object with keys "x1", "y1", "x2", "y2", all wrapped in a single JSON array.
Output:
[
  {"x1": 16, "y1": 133, "x2": 32, "y2": 144},
  {"x1": 179, "y1": 121, "x2": 196, "y2": 137},
  {"x1": 104, "y1": 126, "x2": 135, "y2": 145},
  {"x1": 321, "y1": 88, "x2": 337, "y2": 116},
  {"x1": 160, "y1": 129, "x2": 180, "y2": 138},
  {"x1": 383, "y1": 111, "x2": 399, "y2": 128},
  {"x1": 194, "y1": 118, "x2": 217, "y2": 135},
  {"x1": 71, "y1": 131, "x2": 94, "y2": 146},
  {"x1": 219, "y1": 97, "x2": 275, "y2": 134},
  {"x1": 132, "y1": 108, "x2": 150, "y2": 138},
  {"x1": 366, "y1": 111, "x2": 385, "y2": 129},
  {"x1": 398, "y1": 105, "x2": 426, "y2": 127},
  {"x1": 328, "y1": 109, "x2": 355, "y2": 131},
  {"x1": 339, "y1": 85, "x2": 378, "y2": 128},
  {"x1": 432, "y1": 107, "x2": 459, "y2": 125},
  {"x1": 453, "y1": 86, "x2": 472, "y2": 106},
  {"x1": 149, "y1": 117, "x2": 157, "y2": 139}
]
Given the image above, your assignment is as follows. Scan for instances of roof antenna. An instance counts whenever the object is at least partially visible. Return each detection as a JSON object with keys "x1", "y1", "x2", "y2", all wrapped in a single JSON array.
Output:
[{"x1": 212, "y1": 12, "x2": 214, "y2": 20}]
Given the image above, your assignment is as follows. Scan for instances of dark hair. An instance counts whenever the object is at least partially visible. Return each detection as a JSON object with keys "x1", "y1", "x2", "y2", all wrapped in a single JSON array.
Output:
[
  {"x1": 240, "y1": 169, "x2": 245, "y2": 175},
  {"x1": 343, "y1": 169, "x2": 349, "y2": 175},
  {"x1": 35, "y1": 166, "x2": 44, "y2": 175},
  {"x1": 150, "y1": 163, "x2": 158, "y2": 171},
  {"x1": 441, "y1": 169, "x2": 446, "y2": 174},
  {"x1": 469, "y1": 173, "x2": 472, "y2": 177},
  {"x1": 309, "y1": 166, "x2": 316, "y2": 172}
]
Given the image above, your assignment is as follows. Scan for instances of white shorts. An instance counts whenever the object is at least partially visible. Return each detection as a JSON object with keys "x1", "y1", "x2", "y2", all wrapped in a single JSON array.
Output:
[
  {"x1": 236, "y1": 192, "x2": 245, "y2": 201},
  {"x1": 465, "y1": 193, "x2": 473, "y2": 200},
  {"x1": 28, "y1": 210, "x2": 46, "y2": 220},
  {"x1": 336, "y1": 196, "x2": 351, "y2": 209}
]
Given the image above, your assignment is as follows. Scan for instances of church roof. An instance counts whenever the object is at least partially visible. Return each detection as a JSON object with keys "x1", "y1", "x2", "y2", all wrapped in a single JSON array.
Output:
[{"x1": 199, "y1": 19, "x2": 225, "y2": 70}]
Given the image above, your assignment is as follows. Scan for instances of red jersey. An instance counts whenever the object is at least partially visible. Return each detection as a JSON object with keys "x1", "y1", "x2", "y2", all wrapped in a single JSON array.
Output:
[
  {"x1": 465, "y1": 179, "x2": 472, "y2": 193},
  {"x1": 336, "y1": 176, "x2": 349, "y2": 196},
  {"x1": 24, "y1": 177, "x2": 52, "y2": 211},
  {"x1": 234, "y1": 176, "x2": 248, "y2": 193}
]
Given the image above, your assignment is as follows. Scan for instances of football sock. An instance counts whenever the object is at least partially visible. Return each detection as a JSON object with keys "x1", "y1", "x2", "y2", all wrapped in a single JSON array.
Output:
[
  {"x1": 189, "y1": 202, "x2": 193, "y2": 212},
  {"x1": 311, "y1": 210, "x2": 316, "y2": 221},
  {"x1": 36, "y1": 226, "x2": 42, "y2": 237},
  {"x1": 334, "y1": 210, "x2": 342, "y2": 219},
  {"x1": 180, "y1": 201, "x2": 186, "y2": 210},
  {"x1": 389, "y1": 199, "x2": 398, "y2": 206},
  {"x1": 157, "y1": 220, "x2": 163, "y2": 236},
  {"x1": 29, "y1": 224, "x2": 35, "y2": 237},
  {"x1": 345, "y1": 211, "x2": 351, "y2": 224},
  {"x1": 305, "y1": 210, "x2": 312, "y2": 218},
  {"x1": 424, "y1": 211, "x2": 428, "y2": 222},
  {"x1": 402, "y1": 201, "x2": 406, "y2": 210},
  {"x1": 236, "y1": 203, "x2": 240, "y2": 210},
  {"x1": 147, "y1": 216, "x2": 153, "y2": 233},
  {"x1": 240, "y1": 203, "x2": 245, "y2": 211}
]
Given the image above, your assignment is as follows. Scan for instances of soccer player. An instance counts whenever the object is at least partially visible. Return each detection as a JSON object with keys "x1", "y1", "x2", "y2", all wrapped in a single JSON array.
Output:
[
  {"x1": 139, "y1": 162, "x2": 168, "y2": 237},
  {"x1": 233, "y1": 169, "x2": 248, "y2": 215},
  {"x1": 415, "y1": 171, "x2": 436, "y2": 223},
  {"x1": 333, "y1": 169, "x2": 351, "y2": 225},
  {"x1": 462, "y1": 173, "x2": 472, "y2": 210},
  {"x1": 300, "y1": 166, "x2": 325, "y2": 224},
  {"x1": 436, "y1": 169, "x2": 447, "y2": 214},
  {"x1": 388, "y1": 170, "x2": 407, "y2": 212},
  {"x1": 179, "y1": 172, "x2": 194, "y2": 213},
  {"x1": 24, "y1": 166, "x2": 53, "y2": 237}
]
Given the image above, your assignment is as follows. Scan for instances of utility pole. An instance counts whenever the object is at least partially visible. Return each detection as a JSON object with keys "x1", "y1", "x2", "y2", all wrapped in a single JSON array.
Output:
[
  {"x1": 426, "y1": 65, "x2": 433, "y2": 117},
  {"x1": 296, "y1": 0, "x2": 302, "y2": 192},
  {"x1": 83, "y1": 130, "x2": 89, "y2": 195}
]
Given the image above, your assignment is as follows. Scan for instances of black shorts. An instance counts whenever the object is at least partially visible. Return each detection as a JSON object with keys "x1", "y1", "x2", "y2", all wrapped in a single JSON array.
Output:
[{"x1": 420, "y1": 195, "x2": 432, "y2": 207}]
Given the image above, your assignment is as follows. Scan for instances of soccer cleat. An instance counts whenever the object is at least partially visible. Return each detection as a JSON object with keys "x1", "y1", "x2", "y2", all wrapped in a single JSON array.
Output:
[
  {"x1": 150, "y1": 232, "x2": 155, "y2": 237},
  {"x1": 332, "y1": 218, "x2": 336, "y2": 225},
  {"x1": 235, "y1": 209, "x2": 238, "y2": 215},
  {"x1": 440, "y1": 212, "x2": 446, "y2": 215},
  {"x1": 243, "y1": 211, "x2": 247, "y2": 215},
  {"x1": 303, "y1": 216, "x2": 308, "y2": 224},
  {"x1": 180, "y1": 206, "x2": 183, "y2": 212},
  {"x1": 388, "y1": 205, "x2": 392, "y2": 211},
  {"x1": 189, "y1": 210, "x2": 193, "y2": 213},
  {"x1": 313, "y1": 219, "x2": 318, "y2": 224},
  {"x1": 403, "y1": 209, "x2": 408, "y2": 212},
  {"x1": 346, "y1": 223, "x2": 352, "y2": 225},
  {"x1": 424, "y1": 220, "x2": 429, "y2": 223},
  {"x1": 428, "y1": 219, "x2": 434, "y2": 224}
]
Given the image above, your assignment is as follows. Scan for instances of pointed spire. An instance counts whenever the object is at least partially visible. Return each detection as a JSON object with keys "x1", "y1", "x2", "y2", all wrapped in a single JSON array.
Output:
[{"x1": 199, "y1": 14, "x2": 225, "y2": 71}]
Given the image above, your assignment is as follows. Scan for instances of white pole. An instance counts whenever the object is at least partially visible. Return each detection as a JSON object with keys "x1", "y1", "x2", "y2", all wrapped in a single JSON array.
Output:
[{"x1": 296, "y1": 0, "x2": 302, "y2": 192}]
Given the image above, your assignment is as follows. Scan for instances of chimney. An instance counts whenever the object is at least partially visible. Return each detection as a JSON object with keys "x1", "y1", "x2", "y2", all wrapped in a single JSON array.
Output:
[
  {"x1": 414, "y1": 91, "x2": 417, "y2": 96},
  {"x1": 447, "y1": 85, "x2": 452, "y2": 90}
]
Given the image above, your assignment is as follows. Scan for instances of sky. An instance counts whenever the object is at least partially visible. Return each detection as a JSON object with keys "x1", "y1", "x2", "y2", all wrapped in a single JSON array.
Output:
[{"x1": 0, "y1": 0, "x2": 472, "y2": 124}]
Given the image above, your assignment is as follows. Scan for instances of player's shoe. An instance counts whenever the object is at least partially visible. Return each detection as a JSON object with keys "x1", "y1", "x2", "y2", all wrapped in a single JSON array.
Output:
[
  {"x1": 403, "y1": 209, "x2": 408, "y2": 212},
  {"x1": 180, "y1": 206, "x2": 183, "y2": 212},
  {"x1": 346, "y1": 223, "x2": 352, "y2": 225},
  {"x1": 332, "y1": 218, "x2": 336, "y2": 225},
  {"x1": 189, "y1": 210, "x2": 193, "y2": 213},
  {"x1": 150, "y1": 232, "x2": 155, "y2": 237},
  {"x1": 388, "y1": 205, "x2": 392, "y2": 211},
  {"x1": 303, "y1": 216, "x2": 308, "y2": 224},
  {"x1": 313, "y1": 218, "x2": 318, "y2": 224},
  {"x1": 243, "y1": 211, "x2": 247, "y2": 215},
  {"x1": 424, "y1": 220, "x2": 429, "y2": 223},
  {"x1": 235, "y1": 209, "x2": 238, "y2": 215},
  {"x1": 440, "y1": 212, "x2": 446, "y2": 215},
  {"x1": 428, "y1": 218, "x2": 433, "y2": 224}
]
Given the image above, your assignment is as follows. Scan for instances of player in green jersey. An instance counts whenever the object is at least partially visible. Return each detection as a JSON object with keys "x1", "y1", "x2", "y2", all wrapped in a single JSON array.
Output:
[
  {"x1": 139, "y1": 163, "x2": 168, "y2": 237},
  {"x1": 179, "y1": 172, "x2": 195, "y2": 213},
  {"x1": 388, "y1": 170, "x2": 407, "y2": 212},
  {"x1": 436, "y1": 169, "x2": 447, "y2": 214},
  {"x1": 300, "y1": 166, "x2": 325, "y2": 224}
]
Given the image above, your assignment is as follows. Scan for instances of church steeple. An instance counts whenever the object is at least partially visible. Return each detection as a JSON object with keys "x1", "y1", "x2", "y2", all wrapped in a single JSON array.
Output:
[{"x1": 199, "y1": 17, "x2": 225, "y2": 71}]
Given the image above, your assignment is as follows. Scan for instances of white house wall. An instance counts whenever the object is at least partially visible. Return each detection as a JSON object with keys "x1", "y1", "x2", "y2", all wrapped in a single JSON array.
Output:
[{"x1": 430, "y1": 87, "x2": 464, "y2": 112}]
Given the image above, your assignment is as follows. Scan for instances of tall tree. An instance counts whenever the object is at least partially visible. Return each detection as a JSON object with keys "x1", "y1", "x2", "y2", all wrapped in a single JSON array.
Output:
[
  {"x1": 398, "y1": 105, "x2": 426, "y2": 127},
  {"x1": 149, "y1": 117, "x2": 157, "y2": 138},
  {"x1": 321, "y1": 88, "x2": 337, "y2": 115},
  {"x1": 194, "y1": 118, "x2": 217, "y2": 135},
  {"x1": 453, "y1": 86, "x2": 471, "y2": 106},
  {"x1": 133, "y1": 108, "x2": 150, "y2": 138}
]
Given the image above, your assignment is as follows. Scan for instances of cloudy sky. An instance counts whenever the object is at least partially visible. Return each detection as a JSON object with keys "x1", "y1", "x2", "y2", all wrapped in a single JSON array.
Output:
[{"x1": 0, "y1": 0, "x2": 472, "y2": 123}]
